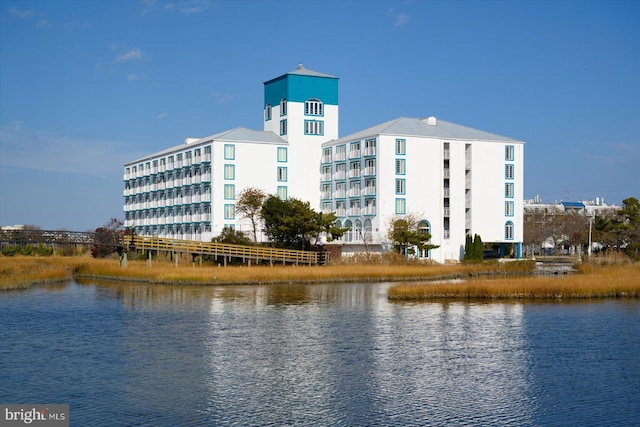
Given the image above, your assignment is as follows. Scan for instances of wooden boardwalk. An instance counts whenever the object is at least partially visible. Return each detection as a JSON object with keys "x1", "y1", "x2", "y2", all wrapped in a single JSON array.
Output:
[
  {"x1": 122, "y1": 235, "x2": 323, "y2": 266},
  {"x1": 0, "y1": 229, "x2": 325, "y2": 266}
]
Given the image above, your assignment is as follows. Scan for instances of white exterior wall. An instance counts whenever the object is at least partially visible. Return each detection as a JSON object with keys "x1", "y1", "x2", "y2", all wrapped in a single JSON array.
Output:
[
  {"x1": 211, "y1": 140, "x2": 284, "y2": 240},
  {"x1": 285, "y1": 102, "x2": 338, "y2": 204}
]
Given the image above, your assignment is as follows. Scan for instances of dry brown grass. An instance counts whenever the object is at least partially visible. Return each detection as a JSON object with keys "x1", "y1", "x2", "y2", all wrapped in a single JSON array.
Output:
[
  {"x1": 0, "y1": 256, "x2": 73, "y2": 289},
  {"x1": 388, "y1": 263, "x2": 640, "y2": 300},
  {"x1": 1, "y1": 255, "x2": 535, "y2": 289}
]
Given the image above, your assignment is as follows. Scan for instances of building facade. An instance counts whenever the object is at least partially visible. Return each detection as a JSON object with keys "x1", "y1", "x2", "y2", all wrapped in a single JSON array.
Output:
[{"x1": 123, "y1": 65, "x2": 525, "y2": 262}]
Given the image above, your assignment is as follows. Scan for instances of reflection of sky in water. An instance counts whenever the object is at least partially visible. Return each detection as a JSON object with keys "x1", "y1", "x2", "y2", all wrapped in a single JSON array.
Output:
[
  {"x1": 3, "y1": 281, "x2": 637, "y2": 426},
  {"x1": 203, "y1": 284, "x2": 534, "y2": 425}
]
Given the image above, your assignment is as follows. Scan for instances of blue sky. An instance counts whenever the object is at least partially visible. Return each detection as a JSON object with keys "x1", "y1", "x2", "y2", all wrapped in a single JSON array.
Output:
[{"x1": 1, "y1": 0, "x2": 639, "y2": 231}]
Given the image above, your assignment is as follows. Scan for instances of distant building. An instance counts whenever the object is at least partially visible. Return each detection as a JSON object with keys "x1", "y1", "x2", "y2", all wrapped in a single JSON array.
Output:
[
  {"x1": 123, "y1": 65, "x2": 525, "y2": 262},
  {"x1": 524, "y1": 196, "x2": 618, "y2": 217}
]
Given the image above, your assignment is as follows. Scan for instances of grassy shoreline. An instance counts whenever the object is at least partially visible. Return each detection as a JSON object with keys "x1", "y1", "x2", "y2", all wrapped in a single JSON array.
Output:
[{"x1": 2, "y1": 256, "x2": 638, "y2": 301}]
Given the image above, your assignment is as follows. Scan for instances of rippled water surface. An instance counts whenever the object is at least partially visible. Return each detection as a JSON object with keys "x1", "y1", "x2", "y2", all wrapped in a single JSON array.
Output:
[{"x1": 1, "y1": 281, "x2": 639, "y2": 426}]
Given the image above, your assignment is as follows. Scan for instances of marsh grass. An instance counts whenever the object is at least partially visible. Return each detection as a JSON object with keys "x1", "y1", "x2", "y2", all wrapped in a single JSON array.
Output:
[
  {"x1": 388, "y1": 263, "x2": 640, "y2": 301},
  {"x1": 2, "y1": 255, "x2": 533, "y2": 289},
  {"x1": 0, "y1": 256, "x2": 72, "y2": 289}
]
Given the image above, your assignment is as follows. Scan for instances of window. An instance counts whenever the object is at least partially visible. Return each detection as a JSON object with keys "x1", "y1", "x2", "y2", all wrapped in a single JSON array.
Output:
[
  {"x1": 305, "y1": 99, "x2": 323, "y2": 116},
  {"x1": 505, "y1": 145, "x2": 514, "y2": 161},
  {"x1": 396, "y1": 158, "x2": 406, "y2": 175},
  {"x1": 505, "y1": 201, "x2": 514, "y2": 216},
  {"x1": 280, "y1": 99, "x2": 287, "y2": 116},
  {"x1": 505, "y1": 221, "x2": 514, "y2": 240},
  {"x1": 280, "y1": 119, "x2": 287, "y2": 135},
  {"x1": 224, "y1": 204, "x2": 235, "y2": 220},
  {"x1": 304, "y1": 120, "x2": 324, "y2": 135},
  {"x1": 265, "y1": 104, "x2": 272, "y2": 121},
  {"x1": 335, "y1": 182, "x2": 346, "y2": 198},
  {"x1": 418, "y1": 220, "x2": 431, "y2": 236},
  {"x1": 277, "y1": 166, "x2": 287, "y2": 181},
  {"x1": 277, "y1": 147, "x2": 288, "y2": 162},
  {"x1": 224, "y1": 184, "x2": 235, "y2": 200},
  {"x1": 224, "y1": 164, "x2": 235, "y2": 180},
  {"x1": 396, "y1": 139, "x2": 406, "y2": 155},
  {"x1": 395, "y1": 198, "x2": 406, "y2": 215},
  {"x1": 350, "y1": 141, "x2": 361, "y2": 157},
  {"x1": 505, "y1": 182, "x2": 514, "y2": 198},
  {"x1": 322, "y1": 147, "x2": 332, "y2": 163},
  {"x1": 277, "y1": 186, "x2": 288, "y2": 200},
  {"x1": 396, "y1": 178, "x2": 406, "y2": 195},
  {"x1": 224, "y1": 144, "x2": 235, "y2": 160},
  {"x1": 505, "y1": 164, "x2": 514, "y2": 179},
  {"x1": 335, "y1": 145, "x2": 346, "y2": 160}
]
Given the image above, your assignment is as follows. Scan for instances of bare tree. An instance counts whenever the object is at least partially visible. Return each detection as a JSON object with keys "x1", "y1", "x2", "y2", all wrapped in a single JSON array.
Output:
[{"x1": 236, "y1": 187, "x2": 267, "y2": 242}]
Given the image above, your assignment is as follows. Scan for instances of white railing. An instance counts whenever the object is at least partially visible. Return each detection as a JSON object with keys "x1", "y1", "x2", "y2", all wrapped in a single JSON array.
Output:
[
  {"x1": 363, "y1": 167, "x2": 376, "y2": 176},
  {"x1": 349, "y1": 150, "x2": 360, "y2": 159},
  {"x1": 364, "y1": 147, "x2": 376, "y2": 156}
]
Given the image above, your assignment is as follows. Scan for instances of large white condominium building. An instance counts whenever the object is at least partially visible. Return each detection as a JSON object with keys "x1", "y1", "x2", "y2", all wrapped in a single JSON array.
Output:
[{"x1": 123, "y1": 65, "x2": 524, "y2": 262}]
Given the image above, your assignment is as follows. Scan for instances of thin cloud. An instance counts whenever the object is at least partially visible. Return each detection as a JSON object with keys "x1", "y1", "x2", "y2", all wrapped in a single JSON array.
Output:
[
  {"x1": 115, "y1": 48, "x2": 144, "y2": 63},
  {"x1": 8, "y1": 6, "x2": 35, "y2": 18},
  {"x1": 0, "y1": 122, "x2": 145, "y2": 177},
  {"x1": 157, "y1": 112, "x2": 169, "y2": 120},
  {"x1": 208, "y1": 93, "x2": 234, "y2": 104},
  {"x1": 140, "y1": 0, "x2": 209, "y2": 15},
  {"x1": 127, "y1": 74, "x2": 141, "y2": 82},
  {"x1": 395, "y1": 14, "x2": 410, "y2": 28}
]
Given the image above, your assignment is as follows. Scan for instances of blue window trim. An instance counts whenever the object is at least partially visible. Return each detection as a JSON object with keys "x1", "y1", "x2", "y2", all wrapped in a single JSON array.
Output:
[
  {"x1": 277, "y1": 147, "x2": 288, "y2": 162},
  {"x1": 396, "y1": 158, "x2": 406, "y2": 175},
  {"x1": 277, "y1": 166, "x2": 288, "y2": 182},
  {"x1": 265, "y1": 104, "x2": 272, "y2": 121},
  {"x1": 396, "y1": 138, "x2": 406, "y2": 155},
  {"x1": 224, "y1": 184, "x2": 235, "y2": 200},
  {"x1": 395, "y1": 198, "x2": 406, "y2": 215},
  {"x1": 505, "y1": 201, "x2": 515, "y2": 217},
  {"x1": 505, "y1": 182, "x2": 514, "y2": 198},
  {"x1": 304, "y1": 99, "x2": 324, "y2": 117},
  {"x1": 224, "y1": 164, "x2": 235, "y2": 180},
  {"x1": 505, "y1": 163, "x2": 514, "y2": 180},
  {"x1": 277, "y1": 186, "x2": 288, "y2": 200},
  {"x1": 505, "y1": 221, "x2": 514, "y2": 240},
  {"x1": 280, "y1": 98, "x2": 287, "y2": 117},
  {"x1": 396, "y1": 178, "x2": 406, "y2": 195},
  {"x1": 280, "y1": 119, "x2": 287, "y2": 136},
  {"x1": 505, "y1": 145, "x2": 515, "y2": 161},
  {"x1": 224, "y1": 204, "x2": 235, "y2": 220},
  {"x1": 304, "y1": 119, "x2": 324, "y2": 136},
  {"x1": 224, "y1": 144, "x2": 235, "y2": 160}
]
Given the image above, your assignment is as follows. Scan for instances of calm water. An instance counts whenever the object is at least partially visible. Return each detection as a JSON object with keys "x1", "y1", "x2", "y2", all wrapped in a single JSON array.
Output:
[{"x1": 1, "y1": 280, "x2": 639, "y2": 426}]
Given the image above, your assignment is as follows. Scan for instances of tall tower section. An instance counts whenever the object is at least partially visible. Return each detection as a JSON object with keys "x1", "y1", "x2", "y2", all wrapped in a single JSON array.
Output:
[{"x1": 263, "y1": 64, "x2": 339, "y2": 204}]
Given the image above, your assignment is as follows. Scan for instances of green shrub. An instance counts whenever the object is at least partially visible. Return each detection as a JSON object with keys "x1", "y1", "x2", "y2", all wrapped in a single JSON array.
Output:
[{"x1": 2, "y1": 245, "x2": 20, "y2": 256}]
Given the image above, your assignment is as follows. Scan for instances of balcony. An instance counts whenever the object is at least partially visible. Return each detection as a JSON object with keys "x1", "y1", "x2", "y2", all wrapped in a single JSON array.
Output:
[
  {"x1": 363, "y1": 206, "x2": 376, "y2": 215},
  {"x1": 363, "y1": 186, "x2": 376, "y2": 196},
  {"x1": 363, "y1": 167, "x2": 376, "y2": 176},
  {"x1": 334, "y1": 171, "x2": 346, "y2": 180},
  {"x1": 335, "y1": 152, "x2": 346, "y2": 161},
  {"x1": 443, "y1": 207, "x2": 450, "y2": 217},
  {"x1": 321, "y1": 154, "x2": 332, "y2": 163},
  {"x1": 322, "y1": 173, "x2": 332, "y2": 182},
  {"x1": 348, "y1": 208, "x2": 361, "y2": 216},
  {"x1": 334, "y1": 190, "x2": 346, "y2": 199},
  {"x1": 335, "y1": 208, "x2": 346, "y2": 217},
  {"x1": 348, "y1": 169, "x2": 361, "y2": 179},
  {"x1": 321, "y1": 191, "x2": 332, "y2": 200},
  {"x1": 443, "y1": 168, "x2": 450, "y2": 178},
  {"x1": 349, "y1": 149, "x2": 360, "y2": 159},
  {"x1": 363, "y1": 147, "x2": 376, "y2": 157},
  {"x1": 348, "y1": 188, "x2": 361, "y2": 197},
  {"x1": 443, "y1": 149, "x2": 450, "y2": 159}
]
